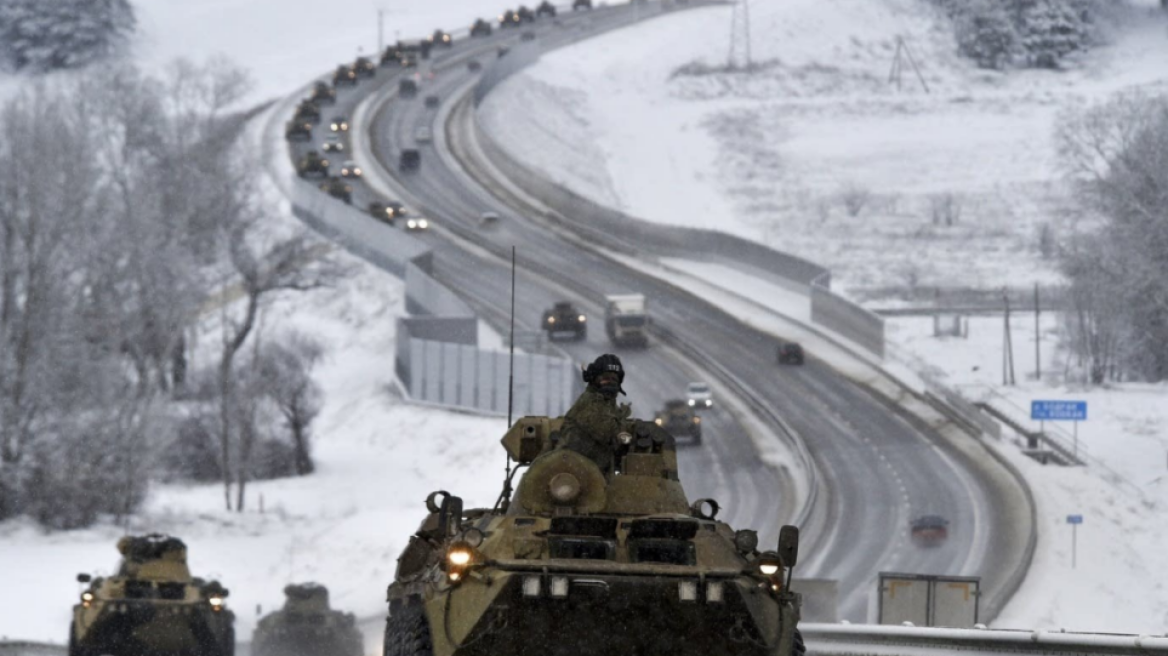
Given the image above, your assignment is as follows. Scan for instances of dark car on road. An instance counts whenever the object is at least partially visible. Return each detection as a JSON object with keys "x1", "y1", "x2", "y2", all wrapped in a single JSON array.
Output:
[
  {"x1": 777, "y1": 342, "x2": 804, "y2": 365},
  {"x1": 910, "y1": 515, "x2": 949, "y2": 547},
  {"x1": 399, "y1": 149, "x2": 421, "y2": 172}
]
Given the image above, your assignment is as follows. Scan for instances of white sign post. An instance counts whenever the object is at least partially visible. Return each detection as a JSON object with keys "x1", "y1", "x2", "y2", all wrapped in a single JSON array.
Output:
[{"x1": 1066, "y1": 514, "x2": 1083, "y2": 569}]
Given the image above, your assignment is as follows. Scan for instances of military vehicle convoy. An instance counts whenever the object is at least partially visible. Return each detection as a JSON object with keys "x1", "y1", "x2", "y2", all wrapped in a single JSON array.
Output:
[
  {"x1": 383, "y1": 416, "x2": 805, "y2": 656},
  {"x1": 297, "y1": 151, "x2": 330, "y2": 179},
  {"x1": 656, "y1": 399, "x2": 703, "y2": 446},
  {"x1": 310, "y1": 81, "x2": 337, "y2": 105},
  {"x1": 252, "y1": 584, "x2": 362, "y2": 656},
  {"x1": 320, "y1": 177, "x2": 353, "y2": 204},
  {"x1": 71, "y1": 534, "x2": 235, "y2": 656},
  {"x1": 285, "y1": 120, "x2": 312, "y2": 142},
  {"x1": 470, "y1": 18, "x2": 492, "y2": 37},
  {"x1": 542, "y1": 301, "x2": 587, "y2": 341}
]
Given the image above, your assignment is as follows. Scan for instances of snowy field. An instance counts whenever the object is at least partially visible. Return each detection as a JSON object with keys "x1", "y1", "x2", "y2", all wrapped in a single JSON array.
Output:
[{"x1": 481, "y1": 0, "x2": 1168, "y2": 300}]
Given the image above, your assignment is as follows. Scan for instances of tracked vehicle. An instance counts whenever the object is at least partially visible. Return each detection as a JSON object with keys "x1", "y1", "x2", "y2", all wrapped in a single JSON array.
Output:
[
  {"x1": 252, "y1": 584, "x2": 362, "y2": 656},
  {"x1": 71, "y1": 534, "x2": 234, "y2": 656},
  {"x1": 383, "y1": 417, "x2": 804, "y2": 656}
]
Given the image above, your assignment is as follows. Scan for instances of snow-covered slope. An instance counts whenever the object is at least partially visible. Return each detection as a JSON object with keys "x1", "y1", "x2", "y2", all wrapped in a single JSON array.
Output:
[{"x1": 481, "y1": 0, "x2": 1168, "y2": 298}]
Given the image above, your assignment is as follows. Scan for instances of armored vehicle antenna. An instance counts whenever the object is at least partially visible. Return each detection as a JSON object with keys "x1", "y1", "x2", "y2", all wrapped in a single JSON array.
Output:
[{"x1": 497, "y1": 246, "x2": 518, "y2": 513}]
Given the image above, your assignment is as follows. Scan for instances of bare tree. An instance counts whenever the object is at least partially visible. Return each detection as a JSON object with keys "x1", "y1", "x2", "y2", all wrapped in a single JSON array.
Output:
[{"x1": 259, "y1": 334, "x2": 324, "y2": 476}]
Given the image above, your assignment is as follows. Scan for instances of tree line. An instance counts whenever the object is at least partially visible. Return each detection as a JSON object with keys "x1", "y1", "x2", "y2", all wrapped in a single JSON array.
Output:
[{"x1": 0, "y1": 61, "x2": 344, "y2": 529}]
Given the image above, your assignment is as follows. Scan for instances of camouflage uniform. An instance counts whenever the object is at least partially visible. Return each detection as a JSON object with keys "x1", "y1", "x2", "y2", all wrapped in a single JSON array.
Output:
[{"x1": 555, "y1": 384, "x2": 632, "y2": 475}]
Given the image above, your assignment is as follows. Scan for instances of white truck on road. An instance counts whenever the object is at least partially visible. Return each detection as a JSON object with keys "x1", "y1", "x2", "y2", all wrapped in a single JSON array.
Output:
[{"x1": 604, "y1": 294, "x2": 649, "y2": 347}]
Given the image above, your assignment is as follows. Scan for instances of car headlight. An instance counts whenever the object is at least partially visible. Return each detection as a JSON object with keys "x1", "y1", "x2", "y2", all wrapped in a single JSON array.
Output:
[
  {"x1": 687, "y1": 399, "x2": 695, "y2": 406},
  {"x1": 354, "y1": 168, "x2": 362, "y2": 175},
  {"x1": 547, "y1": 316, "x2": 556, "y2": 324},
  {"x1": 419, "y1": 219, "x2": 429, "y2": 229},
  {"x1": 578, "y1": 315, "x2": 586, "y2": 322},
  {"x1": 407, "y1": 220, "x2": 417, "y2": 228},
  {"x1": 705, "y1": 400, "x2": 713, "y2": 407}
]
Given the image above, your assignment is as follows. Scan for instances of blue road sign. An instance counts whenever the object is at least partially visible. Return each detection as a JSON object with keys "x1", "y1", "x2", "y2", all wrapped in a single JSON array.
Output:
[
  {"x1": 1066, "y1": 515, "x2": 1083, "y2": 525},
  {"x1": 1032, "y1": 400, "x2": 1087, "y2": 421}
]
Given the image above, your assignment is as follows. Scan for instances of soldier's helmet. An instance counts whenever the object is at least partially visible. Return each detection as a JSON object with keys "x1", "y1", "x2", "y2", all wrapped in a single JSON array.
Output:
[{"x1": 583, "y1": 354, "x2": 625, "y2": 393}]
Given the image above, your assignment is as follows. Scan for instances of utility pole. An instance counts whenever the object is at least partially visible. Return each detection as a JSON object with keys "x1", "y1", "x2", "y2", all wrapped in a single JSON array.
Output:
[
  {"x1": 888, "y1": 36, "x2": 930, "y2": 93},
  {"x1": 1003, "y1": 290, "x2": 1016, "y2": 386},
  {"x1": 1034, "y1": 283, "x2": 1041, "y2": 380},
  {"x1": 728, "y1": 0, "x2": 752, "y2": 70}
]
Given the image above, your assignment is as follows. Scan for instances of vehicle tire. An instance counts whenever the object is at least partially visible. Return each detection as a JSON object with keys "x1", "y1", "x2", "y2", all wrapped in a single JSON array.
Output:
[{"x1": 384, "y1": 603, "x2": 433, "y2": 656}]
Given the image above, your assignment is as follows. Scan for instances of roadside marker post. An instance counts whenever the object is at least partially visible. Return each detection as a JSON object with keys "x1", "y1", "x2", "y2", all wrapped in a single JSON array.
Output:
[{"x1": 1066, "y1": 514, "x2": 1083, "y2": 569}]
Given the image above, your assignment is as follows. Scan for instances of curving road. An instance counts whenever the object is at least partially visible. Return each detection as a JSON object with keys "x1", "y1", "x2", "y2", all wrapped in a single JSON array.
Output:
[{"x1": 285, "y1": 2, "x2": 1024, "y2": 623}]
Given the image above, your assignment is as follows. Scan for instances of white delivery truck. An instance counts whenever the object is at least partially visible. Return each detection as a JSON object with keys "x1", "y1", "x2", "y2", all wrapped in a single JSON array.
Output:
[{"x1": 604, "y1": 294, "x2": 649, "y2": 347}]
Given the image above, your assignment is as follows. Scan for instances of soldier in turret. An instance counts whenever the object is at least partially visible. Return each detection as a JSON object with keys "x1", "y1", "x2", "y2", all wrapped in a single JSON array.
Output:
[{"x1": 556, "y1": 354, "x2": 675, "y2": 476}]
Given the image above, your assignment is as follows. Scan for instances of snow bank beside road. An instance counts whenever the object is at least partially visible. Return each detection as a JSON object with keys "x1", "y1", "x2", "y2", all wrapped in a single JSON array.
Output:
[{"x1": 481, "y1": 0, "x2": 1168, "y2": 297}]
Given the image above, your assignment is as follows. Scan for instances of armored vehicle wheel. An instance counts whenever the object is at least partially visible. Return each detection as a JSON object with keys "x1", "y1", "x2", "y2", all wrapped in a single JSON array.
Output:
[{"x1": 384, "y1": 603, "x2": 432, "y2": 656}]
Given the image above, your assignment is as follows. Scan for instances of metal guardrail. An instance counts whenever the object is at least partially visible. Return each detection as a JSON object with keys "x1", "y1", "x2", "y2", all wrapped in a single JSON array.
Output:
[
  {"x1": 802, "y1": 623, "x2": 1168, "y2": 655},
  {"x1": 0, "y1": 643, "x2": 66, "y2": 656}
]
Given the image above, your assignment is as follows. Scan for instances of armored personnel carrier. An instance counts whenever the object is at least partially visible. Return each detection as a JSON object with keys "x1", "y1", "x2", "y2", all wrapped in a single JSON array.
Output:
[
  {"x1": 70, "y1": 534, "x2": 234, "y2": 656},
  {"x1": 294, "y1": 100, "x2": 321, "y2": 125},
  {"x1": 542, "y1": 301, "x2": 587, "y2": 341},
  {"x1": 297, "y1": 150, "x2": 330, "y2": 179},
  {"x1": 253, "y1": 584, "x2": 362, "y2": 656},
  {"x1": 285, "y1": 120, "x2": 312, "y2": 142},
  {"x1": 310, "y1": 81, "x2": 337, "y2": 105},
  {"x1": 333, "y1": 64, "x2": 357, "y2": 87},
  {"x1": 320, "y1": 177, "x2": 352, "y2": 204},
  {"x1": 383, "y1": 416, "x2": 804, "y2": 656},
  {"x1": 656, "y1": 399, "x2": 702, "y2": 446},
  {"x1": 470, "y1": 18, "x2": 492, "y2": 37}
]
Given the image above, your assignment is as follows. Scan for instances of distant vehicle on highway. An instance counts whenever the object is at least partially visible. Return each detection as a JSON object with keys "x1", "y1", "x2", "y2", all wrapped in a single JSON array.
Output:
[
  {"x1": 656, "y1": 399, "x2": 702, "y2": 446},
  {"x1": 405, "y1": 217, "x2": 430, "y2": 232},
  {"x1": 479, "y1": 210, "x2": 500, "y2": 227},
  {"x1": 368, "y1": 202, "x2": 396, "y2": 225},
  {"x1": 310, "y1": 81, "x2": 336, "y2": 105},
  {"x1": 429, "y1": 29, "x2": 453, "y2": 47},
  {"x1": 686, "y1": 382, "x2": 713, "y2": 409},
  {"x1": 339, "y1": 160, "x2": 362, "y2": 179},
  {"x1": 329, "y1": 115, "x2": 349, "y2": 132},
  {"x1": 399, "y1": 149, "x2": 421, "y2": 172},
  {"x1": 319, "y1": 177, "x2": 352, "y2": 204},
  {"x1": 414, "y1": 126, "x2": 432, "y2": 143},
  {"x1": 333, "y1": 64, "x2": 357, "y2": 87},
  {"x1": 285, "y1": 120, "x2": 312, "y2": 142},
  {"x1": 573, "y1": 0, "x2": 593, "y2": 9},
  {"x1": 296, "y1": 150, "x2": 329, "y2": 179},
  {"x1": 542, "y1": 301, "x2": 587, "y2": 341},
  {"x1": 605, "y1": 293, "x2": 648, "y2": 347},
  {"x1": 777, "y1": 342, "x2": 804, "y2": 365},
  {"x1": 536, "y1": 0, "x2": 557, "y2": 18},
  {"x1": 354, "y1": 56, "x2": 376, "y2": 78},
  {"x1": 497, "y1": 46, "x2": 510, "y2": 59},
  {"x1": 294, "y1": 100, "x2": 321, "y2": 124},
  {"x1": 424, "y1": 95, "x2": 440, "y2": 109},
  {"x1": 910, "y1": 515, "x2": 949, "y2": 547},
  {"x1": 322, "y1": 134, "x2": 344, "y2": 153},
  {"x1": 399, "y1": 78, "x2": 418, "y2": 99},
  {"x1": 470, "y1": 18, "x2": 492, "y2": 37},
  {"x1": 467, "y1": 60, "x2": 483, "y2": 72}
]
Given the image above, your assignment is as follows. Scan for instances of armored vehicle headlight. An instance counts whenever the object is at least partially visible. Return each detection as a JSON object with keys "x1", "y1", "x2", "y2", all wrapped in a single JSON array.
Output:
[
  {"x1": 209, "y1": 596, "x2": 225, "y2": 611},
  {"x1": 522, "y1": 576, "x2": 541, "y2": 597},
  {"x1": 548, "y1": 472, "x2": 581, "y2": 505},
  {"x1": 693, "y1": 417, "x2": 701, "y2": 424},
  {"x1": 757, "y1": 552, "x2": 783, "y2": 578},
  {"x1": 578, "y1": 315, "x2": 586, "y2": 322},
  {"x1": 547, "y1": 316, "x2": 555, "y2": 324},
  {"x1": 447, "y1": 548, "x2": 472, "y2": 567},
  {"x1": 81, "y1": 592, "x2": 94, "y2": 607},
  {"x1": 687, "y1": 399, "x2": 695, "y2": 406},
  {"x1": 706, "y1": 581, "x2": 724, "y2": 603},
  {"x1": 654, "y1": 418, "x2": 663, "y2": 426},
  {"x1": 678, "y1": 581, "x2": 698, "y2": 602}
]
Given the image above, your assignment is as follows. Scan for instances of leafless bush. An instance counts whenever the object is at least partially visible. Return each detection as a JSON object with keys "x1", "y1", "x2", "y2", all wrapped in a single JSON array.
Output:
[
  {"x1": 929, "y1": 192, "x2": 963, "y2": 226},
  {"x1": 838, "y1": 183, "x2": 872, "y2": 217}
]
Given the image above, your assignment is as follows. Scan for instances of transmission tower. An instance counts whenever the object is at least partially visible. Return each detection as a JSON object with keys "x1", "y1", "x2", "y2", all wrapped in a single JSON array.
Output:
[{"x1": 728, "y1": 0, "x2": 752, "y2": 70}]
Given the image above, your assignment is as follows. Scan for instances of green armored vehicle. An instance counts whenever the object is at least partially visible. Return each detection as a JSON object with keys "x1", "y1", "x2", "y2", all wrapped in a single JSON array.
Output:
[
  {"x1": 253, "y1": 584, "x2": 363, "y2": 656},
  {"x1": 297, "y1": 150, "x2": 330, "y2": 179},
  {"x1": 71, "y1": 534, "x2": 235, "y2": 656},
  {"x1": 383, "y1": 417, "x2": 805, "y2": 656}
]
